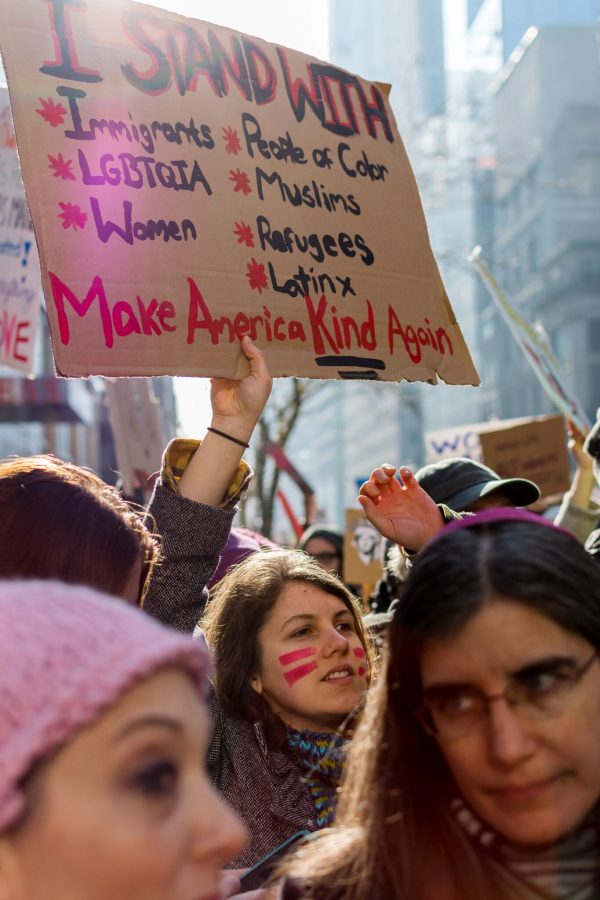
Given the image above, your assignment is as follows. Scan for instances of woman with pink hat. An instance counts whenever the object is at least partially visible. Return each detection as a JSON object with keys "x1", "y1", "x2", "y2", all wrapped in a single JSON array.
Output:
[{"x1": 0, "y1": 579, "x2": 247, "y2": 900}]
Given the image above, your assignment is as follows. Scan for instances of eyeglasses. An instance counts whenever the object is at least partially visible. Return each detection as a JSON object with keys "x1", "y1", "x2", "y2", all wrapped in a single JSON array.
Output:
[
  {"x1": 311, "y1": 552, "x2": 340, "y2": 564},
  {"x1": 418, "y1": 650, "x2": 598, "y2": 741}
]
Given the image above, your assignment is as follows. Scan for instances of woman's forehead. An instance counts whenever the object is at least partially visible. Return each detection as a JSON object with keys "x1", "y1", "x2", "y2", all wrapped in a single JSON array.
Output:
[
  {"x1": 303, "y1": 535, "x2": 339, "y2": 553},
  {"x1": 270, "y1": 582, "x2": 349, "y2": 623},
  {"x1": 419, "y1": 599, "x2": 589, "y2": 685}
]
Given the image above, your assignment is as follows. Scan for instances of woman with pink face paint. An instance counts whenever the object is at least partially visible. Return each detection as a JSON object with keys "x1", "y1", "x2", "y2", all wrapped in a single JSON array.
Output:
[{"x1": 200, "y1": 550, "x2": 372, "y2": 879}]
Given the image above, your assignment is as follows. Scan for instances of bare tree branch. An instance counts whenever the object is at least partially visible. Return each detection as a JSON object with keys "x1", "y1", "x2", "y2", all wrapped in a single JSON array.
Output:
[{"x1": 242, "y1": 378, "x2": 326, "y2": 538}]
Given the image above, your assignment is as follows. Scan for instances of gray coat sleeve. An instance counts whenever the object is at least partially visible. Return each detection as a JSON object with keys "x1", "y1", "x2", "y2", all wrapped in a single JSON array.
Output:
[{"x1": 142, "y1": 481, "x2": 235, "y2": 632}]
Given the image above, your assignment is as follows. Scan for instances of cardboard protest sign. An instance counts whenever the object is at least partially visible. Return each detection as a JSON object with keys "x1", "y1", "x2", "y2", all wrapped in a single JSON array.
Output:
[
  {"x1": 344, "y1": 509, "x2": 384, "y2": 585},
  {"x1": 470, "y1": 250, "x2": 589, "y2": 434},
  {"x1": 425, "y1": 414, "x2": 570, "y2": 498},
  {"x1": 0, "y1": 89, "x2": 40, "y2": 375},
  {"x1": 425, "y1": 422, "x2": 484, "y2": 463},
  {"x1": 478, "y1": 415, "x2": 570, "y2": 499},
  {"x1": 0, "y1": 1, "x2": 479, "y2": 384},
  {"x1": 105, "y1": 377, "x2": 165, "y2": 493}
]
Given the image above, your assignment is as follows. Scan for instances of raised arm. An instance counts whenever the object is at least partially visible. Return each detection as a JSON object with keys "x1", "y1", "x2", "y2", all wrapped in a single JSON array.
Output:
[
  {"x1": 179, "y1": 336, "x2": 272, "y2": 504},
  {"x1": 554, "y1": 419, "x2": 599, "y2": 544},
  {"x1": 358, "y1": 464, "x2": 445, "y2": 552},
  {"x1": 143, "y1": 337, "x2": 272, "y2": 631}
]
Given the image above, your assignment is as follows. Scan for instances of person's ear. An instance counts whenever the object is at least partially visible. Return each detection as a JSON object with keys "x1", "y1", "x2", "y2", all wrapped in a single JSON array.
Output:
[{"x1": 250, "y1": 674, "x2": 263, "y2": 694}]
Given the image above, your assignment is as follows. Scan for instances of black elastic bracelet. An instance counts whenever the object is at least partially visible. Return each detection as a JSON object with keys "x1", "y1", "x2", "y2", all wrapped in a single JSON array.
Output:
[{"x1": 206, "y1": 426, "x2": 250, "y2": 449}]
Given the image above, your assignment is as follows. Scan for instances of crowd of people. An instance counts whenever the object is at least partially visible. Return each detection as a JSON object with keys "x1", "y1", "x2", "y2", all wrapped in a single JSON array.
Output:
[{"x1": 1, "y1": 335, "x2": 600, "y2": 899}]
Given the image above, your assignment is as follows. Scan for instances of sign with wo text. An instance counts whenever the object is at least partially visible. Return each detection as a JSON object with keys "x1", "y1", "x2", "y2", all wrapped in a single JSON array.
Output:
[
  {"x1": 0, "y1": 0, "x2": 479, "y2": 383},
  {"x1": 426, "y1": 414, "x2": 570, "y2": 498}
]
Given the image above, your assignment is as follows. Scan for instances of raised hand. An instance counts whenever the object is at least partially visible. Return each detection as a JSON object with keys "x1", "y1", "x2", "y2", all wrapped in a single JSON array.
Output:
[
  {"x1": 179, "y1": 337, "x2": 271, "y2": 505},
  {"x1": 209, "y1": 335, "x2": 272, "y2": 443},
  {"x1": 358, "y1": 464, "x2": 444, "y2": 552},
  {"x1": 566, "y1": 419, "x2": 594, "y2": 472}
]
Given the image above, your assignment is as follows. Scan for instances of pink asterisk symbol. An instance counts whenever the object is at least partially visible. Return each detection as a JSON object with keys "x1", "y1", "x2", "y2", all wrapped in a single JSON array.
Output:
[
  {"x1": 229, "y1": 168, "x2": 252, "y2": 196},
  {"x1": 223, "y1": 125, "x2": 242, "y2": 155},
  {"x1": 246, "y1": 258, "x2": 267, "y2": 294},
  {"x1": 58, "y1": 201, "x2": 87, "y2": 231},
  {"x1": 48, "y1": 152, "x2": 76, "y2": 181},
  {"x1": 234, "y1": 221, "x2": 254, "y2": 248},
  {"x1": 36, "y1": 97, "x2": 67, "y2": 127}
]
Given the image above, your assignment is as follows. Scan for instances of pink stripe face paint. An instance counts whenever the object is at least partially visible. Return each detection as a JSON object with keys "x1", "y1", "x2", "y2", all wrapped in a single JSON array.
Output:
[
  {"x1": 284, "y1": 661, "x2": 318, "y2": 687},
  {"x1": 279, "y1": 647, "x2": 318, "y2": 687},
  {"x1": 278, "y1": 647, "x2": 316, "y2": 667},
  {"x1": 353, "y1": 647, "x2": 366, "y2": 659},
  {"x1": 358, "y1": 666, "x2": 366, "y2": 677}
]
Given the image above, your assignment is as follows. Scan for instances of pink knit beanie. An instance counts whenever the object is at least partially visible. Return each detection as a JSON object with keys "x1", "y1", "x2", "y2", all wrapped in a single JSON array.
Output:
[{"x1": 0, "y1": 580, "x2": 210, "y2": 831}]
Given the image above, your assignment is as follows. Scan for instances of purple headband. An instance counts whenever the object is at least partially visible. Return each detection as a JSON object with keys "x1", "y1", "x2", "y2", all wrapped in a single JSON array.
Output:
[{"x1": 430, "y1": 507, "x2": 577, "y2": 545}]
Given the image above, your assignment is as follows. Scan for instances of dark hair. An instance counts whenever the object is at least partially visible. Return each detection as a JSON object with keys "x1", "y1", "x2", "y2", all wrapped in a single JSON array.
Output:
[
  {"x1": 0, "y1": 455, "x2": 159, "y2": 603},
  {"x1": 201, "y1": 548, "x2": 370, "y2": 747},
  {"x1": 279, "y1": 519, "x2": 600, "y2": 900}
]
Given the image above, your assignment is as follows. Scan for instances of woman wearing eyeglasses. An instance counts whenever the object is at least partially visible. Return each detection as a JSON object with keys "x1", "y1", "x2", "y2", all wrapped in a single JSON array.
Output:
[
  {"x1": 298, "y1": 526, "x2": 345, "y2": 577},
  {"x1": 277, "y1": 509, "x2": 600, "y2": 900}
]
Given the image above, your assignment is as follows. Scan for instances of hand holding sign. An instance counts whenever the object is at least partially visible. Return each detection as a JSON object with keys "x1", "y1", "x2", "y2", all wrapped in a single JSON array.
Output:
[
  {"x1": 179, "y1": 337, "x2": 271, "y2": 507},
  {"x1": 210, "y1": 335, "x2": 273, "y2": 443},
  {"x1": 358, "y1": 464, "x2": 444, "y2": 551}
]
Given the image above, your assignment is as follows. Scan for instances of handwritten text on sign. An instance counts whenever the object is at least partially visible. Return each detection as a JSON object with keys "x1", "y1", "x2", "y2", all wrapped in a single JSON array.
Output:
[
  {"x1": 0, "y1": 0, "x2": 478, "y2": 383},
  {"x1": 0, "y1": 90, "x2": 40, "y2": 375}
]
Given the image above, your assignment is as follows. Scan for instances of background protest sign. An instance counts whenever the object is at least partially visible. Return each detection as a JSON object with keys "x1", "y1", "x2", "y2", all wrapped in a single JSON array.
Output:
[
  {"x1": 425, "y1": 413, "x2": 570, "y2": 498},
  {"x1": 425, "y1": 422, "x2": 484, "y2": 463},
  {"x1": 344, "y1": 508, "x2": 384, "y2": 585},
  {"x1": 0, "y1": 88, "x2": 40, "y2": 375},
  {"x1": 0, "y1": 1, "x2": 478, "y2": 384},
  {"x1": 478, "y1": 415, "x2": 570, "y2": 498},
  {"x1": 105, "y1": 377, "x2": 165, "y2": 495},
  {"x1": 470, "y1": 249, "x2": 589, "y2": 434}
]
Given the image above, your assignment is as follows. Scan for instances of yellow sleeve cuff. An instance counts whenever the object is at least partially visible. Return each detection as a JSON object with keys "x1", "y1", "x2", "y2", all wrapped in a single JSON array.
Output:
[{"x1": 160, "y1": 438, "x2": 252, "y2": 508}]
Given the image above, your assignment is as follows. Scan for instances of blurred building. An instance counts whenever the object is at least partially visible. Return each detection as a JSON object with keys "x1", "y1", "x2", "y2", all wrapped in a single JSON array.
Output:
[
  {"x1": 467, "y1": 0, "x2": 600, "y2": 62},
  {"x1": 479, "y1": 25, "x2": 600, "y2": 420},
  {"x1": 329, "y1": 0, "x2": 446, "y2": 138}
]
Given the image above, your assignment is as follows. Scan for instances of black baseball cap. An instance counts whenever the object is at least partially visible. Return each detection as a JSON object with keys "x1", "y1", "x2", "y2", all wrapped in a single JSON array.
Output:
[{"x1": 414, "y1": 457, "x2": 541, "y2": 511}]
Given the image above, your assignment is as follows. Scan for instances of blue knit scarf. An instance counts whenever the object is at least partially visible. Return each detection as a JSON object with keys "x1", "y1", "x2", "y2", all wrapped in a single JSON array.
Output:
[{"x1": 286, "y1": 727, "x2": 346, "y2": 828}]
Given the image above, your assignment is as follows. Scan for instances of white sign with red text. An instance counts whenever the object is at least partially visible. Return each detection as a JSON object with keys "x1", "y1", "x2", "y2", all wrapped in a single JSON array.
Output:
[{"x1": 0, "y1": 89, "x2": 40, "y2": 375}]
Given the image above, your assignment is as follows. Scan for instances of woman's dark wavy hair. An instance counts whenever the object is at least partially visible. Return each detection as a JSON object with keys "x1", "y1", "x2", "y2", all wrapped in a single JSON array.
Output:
[
  {"x1": 0, "y1": 455, "x2": 158, "y2": 604},
  {"x1": 201, "y1": 548, "x2": 371, "y2": 748},
  {"x1": 279, "y1": 519, "x2": 600, "y2": 900}
]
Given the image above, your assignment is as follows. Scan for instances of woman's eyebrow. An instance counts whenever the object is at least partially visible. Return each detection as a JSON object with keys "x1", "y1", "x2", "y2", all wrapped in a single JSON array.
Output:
[
  {"x1": 510, "y1": 654, "x2": 578, "y2": 679},
  {"x1": 333, "y1": 609, "x2": 352, "y2": 620},
  {"x1": 422, "y1": 680, "x2": 474, "y2": 696},
  {"x1": 281, "y1": 613, "x2": 316, "y2": 631},
  {"x1": 424, "y1": 655, "x2": 579, "y2": 693},
  {"x1": 113, "y1": 715, "x2": 183, "y2": 743}
]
